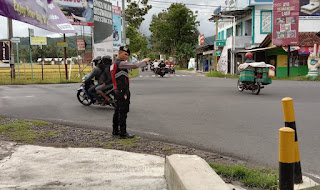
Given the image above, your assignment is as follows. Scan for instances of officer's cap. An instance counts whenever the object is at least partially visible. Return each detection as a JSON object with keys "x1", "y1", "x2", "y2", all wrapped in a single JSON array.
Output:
[{"x1": 119, "y1": 46, "x2": 130, "y2": 55}]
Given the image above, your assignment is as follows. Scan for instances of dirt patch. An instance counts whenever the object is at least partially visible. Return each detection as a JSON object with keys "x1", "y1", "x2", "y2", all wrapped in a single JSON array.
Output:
[{"x1": 0, "y1": 117, "x2": 263, "y2": 190}]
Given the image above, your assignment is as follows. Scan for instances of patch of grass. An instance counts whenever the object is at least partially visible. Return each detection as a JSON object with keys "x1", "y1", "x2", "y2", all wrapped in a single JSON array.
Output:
[
  {"x1": 30, "y1": 120, "x2": 50, "y2": 126},
  {"x1": 0, "y1": 78, "x2": 82, "y2": 85},
  {"x1": 0, "y1": 117, "x2": 4, "y2": 122},
  {"x1": 0, "y1": 120, "x2": 58, "y2": 143},
  {"x1": 209, "y1": 163, "x2": 278, "y2": 189},
  {"x1": 273, "y1": 75, "x2": 320, "y2": 81},
  {"x1": 129, "y1": 68, "x2": 139, "y2": 78},
  {"x1": 206, "y1": 71, "x2": 239, "y2": 79},
  {"x1": 104, "y1": 141, "x2": 116, "y2": 149},
  {"x1": 117, "y1": 137, "x2": 138, "y2": 148},
  {"x1": 162, "y1": 147, "x2": 171, "y2": 151}
]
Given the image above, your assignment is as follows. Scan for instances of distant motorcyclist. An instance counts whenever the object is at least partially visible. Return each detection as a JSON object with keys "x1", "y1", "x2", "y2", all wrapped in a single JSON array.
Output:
[
  {"x1": 84, "y1": 56, "x2": 106, "y2": 104},
  {"x1": 244, "y1": 52, "x2": 254, "y2": 63},
  {"x1": 159, "y1": 60, "x2": 166, "y2": 68},
  {"x1": 95, "y1": 55, "x2": 113, "y2": 104}
]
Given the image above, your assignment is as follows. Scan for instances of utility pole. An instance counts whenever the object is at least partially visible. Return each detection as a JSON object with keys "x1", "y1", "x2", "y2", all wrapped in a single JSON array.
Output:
[
  {"x1": 287, "y1": 45, "x2": 291, "y2": 77},
  {"x1": 8, "y1": 18, "x2": 15, "y2": 79},
  {"x1": 215, "y1": 15, "x2": 218, "y2": 71},
  {"x1": 122, "y1": 0, "x2": 126, "y2": 45},
  {"x1": 64, "y1": 34, "x2": 68, "y2": 80}
]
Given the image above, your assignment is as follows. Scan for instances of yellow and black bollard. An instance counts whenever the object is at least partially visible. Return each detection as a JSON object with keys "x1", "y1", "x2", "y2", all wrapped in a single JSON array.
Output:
[
  {"x1": 279, "y1": 127, "x2": 295, "y2": 190},
  {"x1": 281, "y1": 97, "x2": 303, "y2": 184}
]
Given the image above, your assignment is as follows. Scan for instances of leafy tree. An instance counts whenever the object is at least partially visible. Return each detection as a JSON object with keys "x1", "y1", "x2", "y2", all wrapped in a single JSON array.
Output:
[
  {"x1": 149, "y1": 3, "x2": 199, "y2": 66},
  {"x1": 125, "y1": 0, "x2": 152, "y2": 30}
]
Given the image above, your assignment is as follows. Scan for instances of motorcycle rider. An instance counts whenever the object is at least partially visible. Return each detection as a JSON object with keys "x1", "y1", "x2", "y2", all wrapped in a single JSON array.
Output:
[
  {"x1": 244, "y1": 52, "x2": 254, "y2": 63},
  {"x1": 84, "y1": 56, "x2": 106, "y2": 104},
  {"x1": 110, "y1": 46, "x2": 150, "y2": 139},
  {"x1": 95, "y1": 55, "x2": 113, "y2": 104}
]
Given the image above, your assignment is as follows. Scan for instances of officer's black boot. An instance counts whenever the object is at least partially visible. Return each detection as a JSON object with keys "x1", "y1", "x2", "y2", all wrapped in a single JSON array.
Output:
[
  {"x1": 112, "y1": 125, "x2": 120, "y2": 136},
  {"x1": 119, "y1": 124, "x2": 135, "y2": 139}
]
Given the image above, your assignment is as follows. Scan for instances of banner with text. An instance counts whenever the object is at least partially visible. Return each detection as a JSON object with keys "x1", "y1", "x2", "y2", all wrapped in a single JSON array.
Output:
[
  {"x1": 0, "y1": 0, "x2": 76, "y2": 33},
  {"x1": 273, "y1": 0, "x2": 299, "y2": 45},
  {"x1": 93, "y1": 0, "x2": 113, "y2": 58}
]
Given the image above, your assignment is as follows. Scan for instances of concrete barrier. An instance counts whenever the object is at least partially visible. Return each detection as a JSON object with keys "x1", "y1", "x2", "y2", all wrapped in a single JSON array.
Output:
[{"x1": 164, "y1": 154, "x2": 231, "y2": 190}]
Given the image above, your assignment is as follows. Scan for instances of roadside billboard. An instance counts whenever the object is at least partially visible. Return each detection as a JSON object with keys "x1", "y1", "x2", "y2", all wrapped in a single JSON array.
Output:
[
  {"x1": 198, "y1": 34, "x2": 205, "y2": 46},
  {"x1": 76, "y1": 38, "x2": 86, "y2": 51},
  {"x1": 54, "y1": 0, "x2": 94, "y2": 26},
  {"x1": 30, "y1": 37, "x2": 48, "y2": 45},
  {"x1": 93, "y1": 0, "x2": 113, "y2": 58},
  {"x1": 272, "y1": 0, "x2": 300, "y2": 45},
  {"x1": 300, "y1": 0, "x2": 320, "y2": 19},
  {"x1": 0, "y1": 0, "x2": 76, "y2": 33},
  {"x1": 0, "y1": 41, "x2": 10, "y2": 64},
  {"x1": 113, "y1": 6, "x2": 122, "y2": 54}
]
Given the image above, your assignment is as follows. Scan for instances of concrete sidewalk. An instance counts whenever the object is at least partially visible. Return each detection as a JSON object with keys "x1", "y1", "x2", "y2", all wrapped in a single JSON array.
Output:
[{"x1": 0, "y1": 141, "x2": 167, "y2": 190}]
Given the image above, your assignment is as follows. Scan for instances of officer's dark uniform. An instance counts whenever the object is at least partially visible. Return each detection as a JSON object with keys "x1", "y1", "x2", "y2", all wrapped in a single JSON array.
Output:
[{"x1": 110, "y1": 47, "x2": 147, "y2": 139}]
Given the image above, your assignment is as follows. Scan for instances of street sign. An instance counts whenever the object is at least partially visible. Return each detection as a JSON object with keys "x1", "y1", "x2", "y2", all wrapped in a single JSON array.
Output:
[
  {"x1": 215, "y1": 40, "x2": 226, "y2": 47},
  {"x1": 0, "y1": 41, "x2": 10, "y2": 64},
  {"x1": 28, "y1": 28, "x2": 34, "y2": 37},
  {"x1": 76, "y1": 38, "x2": 85, "y2": 51},
  {"x1": 10, "y1": 37, "x2": 20, "y2": 43},
  {"x1": 56, "y1": 42, "x2": 68, "y2": 47},
  {"x1": 215, "y1": 51, "x2": 222, "y2": 56},
  {"x1": 30, "y1": 37, "x2": 47, "y2": 45},
  {"x1": 126, "y1": 38, "x2": 130, "y2": 45}
]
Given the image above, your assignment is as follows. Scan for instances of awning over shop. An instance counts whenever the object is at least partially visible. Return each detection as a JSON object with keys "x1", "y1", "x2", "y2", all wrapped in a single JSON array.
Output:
[{"x1": 233, "y1": 46, "x2": 279, "y2": 53}]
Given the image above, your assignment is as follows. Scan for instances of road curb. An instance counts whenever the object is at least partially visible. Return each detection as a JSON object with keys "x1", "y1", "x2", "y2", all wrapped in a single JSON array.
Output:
[{"x1": 164, "y1": 154, "x2": 231, "y2": 190}]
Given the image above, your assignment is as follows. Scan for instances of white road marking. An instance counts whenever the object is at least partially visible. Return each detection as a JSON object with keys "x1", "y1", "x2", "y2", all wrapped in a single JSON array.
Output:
[
  {"x1": 1, "y1": 96, "x2": 11, "y2": 99},
  {"x1": 305, "y1": 172, "x2": 320, "y2": 180},
  {"x1": 25, "y1": 95, "x2": 35, "y2": 98},
  {"x1": 144, "y1": 132, "x2": 161, "y2": 136},
  {"x1": 139, "y1": 75, "x2": 143, "y2": 77}
]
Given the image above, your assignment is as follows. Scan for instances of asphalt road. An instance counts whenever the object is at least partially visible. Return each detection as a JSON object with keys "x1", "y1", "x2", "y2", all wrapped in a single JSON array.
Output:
[{"x1": 1, "y1": 70, "x2": 320, "y2": 181}]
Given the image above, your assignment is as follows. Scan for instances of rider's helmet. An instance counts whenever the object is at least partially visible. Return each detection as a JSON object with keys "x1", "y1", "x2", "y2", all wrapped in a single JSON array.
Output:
[
  {"x1": 245, "y1": 52, "x2": 253, "y2": 59},
  {"x1": 93, "y1": 56, "x2": 102, "y2": 66},
  {"x1": 102, "y1": 55, "x2": 112, "y2": 66},
  {"x1": 154, "y1": 59, "x2": 157, "y2": 62}
]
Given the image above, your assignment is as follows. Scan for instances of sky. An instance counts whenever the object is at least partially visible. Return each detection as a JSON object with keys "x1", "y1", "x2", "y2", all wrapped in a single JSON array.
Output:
[{"x1": 0, "y1": 0, "x2": 223, "y2": 40}]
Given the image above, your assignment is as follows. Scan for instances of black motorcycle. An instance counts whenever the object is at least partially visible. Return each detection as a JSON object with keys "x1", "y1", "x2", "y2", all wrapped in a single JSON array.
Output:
[
  {"x1": 77, "y1": 78, "x2": 116, "y2": 107},
  {"x1": 155, "y1": 67, "x2": 167, "y2": 77}
]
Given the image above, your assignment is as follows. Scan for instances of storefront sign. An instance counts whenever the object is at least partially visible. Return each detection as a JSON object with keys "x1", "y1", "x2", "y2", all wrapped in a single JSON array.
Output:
[
  {"x1": 0, "y1": 41, "x2": 10, "y2": 64},
  {"x1": 272, "y1": 0, "x2": 299, "y2": 45},
  {"x1": 298, "y1": 46, "x2": 319, "y2": 54}
]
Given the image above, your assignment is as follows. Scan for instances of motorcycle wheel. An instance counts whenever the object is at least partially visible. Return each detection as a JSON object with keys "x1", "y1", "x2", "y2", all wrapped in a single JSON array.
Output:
[
  {"x1": 114, "y1": 33, "x2": 119, "y2": 41},
  {"x1": 77, "y1": 91, "x2": 92, "y2": 106},
  {"x1": 237, "y1": 80, "x2": 244, "y2": 92},
  {"x1": 252, "y1": 83, "x2": 261, "y2": 95}
]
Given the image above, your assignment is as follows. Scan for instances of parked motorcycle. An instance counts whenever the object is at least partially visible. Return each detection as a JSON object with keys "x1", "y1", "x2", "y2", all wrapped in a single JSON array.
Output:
[{"x1": 77, "y1": 77, "x2": 116, "y2": 107}]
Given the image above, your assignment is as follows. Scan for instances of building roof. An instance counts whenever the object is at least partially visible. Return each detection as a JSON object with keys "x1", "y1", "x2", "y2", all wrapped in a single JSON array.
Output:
[
  {"x1": 196, "y1": 35, "x2": 216, "y2": 48},
  {"x1": 209, "y1": 9, "x2": 252, "y2": 21},
  {"x1": 260, "y1": 32, "x2": 320, "y2": 47}
]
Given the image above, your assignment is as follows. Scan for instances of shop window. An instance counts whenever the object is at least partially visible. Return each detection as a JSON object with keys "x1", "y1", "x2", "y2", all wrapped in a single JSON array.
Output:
[
  {"x1": 299, "y1": 55, "x2": 308, "y2": 66},
  {"x1": 260, "y1": 10, "x2": 272, "y2": 34}
]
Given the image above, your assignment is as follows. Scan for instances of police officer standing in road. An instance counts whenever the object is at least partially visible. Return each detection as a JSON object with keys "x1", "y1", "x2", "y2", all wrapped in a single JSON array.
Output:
[{"x1": 110, "y1": 46, "x2": 150, "y2": 139}]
